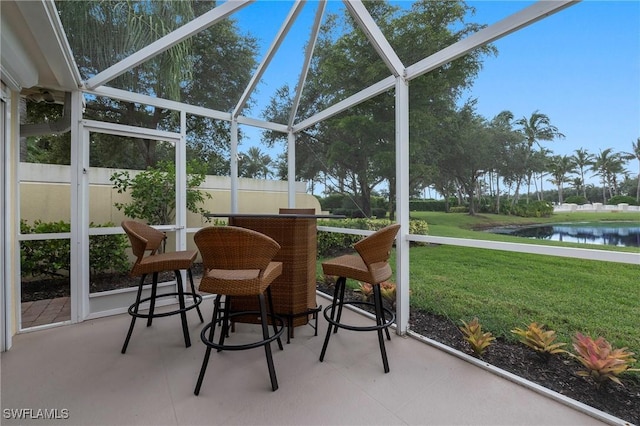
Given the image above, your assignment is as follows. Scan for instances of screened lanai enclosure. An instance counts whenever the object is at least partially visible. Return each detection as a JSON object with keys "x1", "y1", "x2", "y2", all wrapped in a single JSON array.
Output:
[
  {"x1": 3, "y1": 1, "x2": 640, "y2": 423},
  {"x1": 2, "y1": 0, "x2": 638, "y2": 354}
]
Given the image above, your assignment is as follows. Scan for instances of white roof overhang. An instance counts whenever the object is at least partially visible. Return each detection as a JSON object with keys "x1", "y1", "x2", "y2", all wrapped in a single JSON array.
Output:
[{"x1": 1, "y1": 0, "x2": 81, "y2": 95}]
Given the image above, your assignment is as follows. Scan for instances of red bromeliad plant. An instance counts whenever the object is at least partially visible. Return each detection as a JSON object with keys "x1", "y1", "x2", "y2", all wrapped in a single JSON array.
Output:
[{"x1": 571, "y1": 332, "x2": 640, "y2": 389}]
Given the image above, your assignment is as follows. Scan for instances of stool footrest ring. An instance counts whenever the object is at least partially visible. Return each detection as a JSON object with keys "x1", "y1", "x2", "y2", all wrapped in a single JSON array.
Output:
[
  {"x1": 128, "y1": 292, "x2": 203, "y2": 319},
  {"x1": 201, "y1": 311, "x2": 286, "y2": 351},
  {"x1": 323, "y1": 301, "x2": 395, "y2": 332}
]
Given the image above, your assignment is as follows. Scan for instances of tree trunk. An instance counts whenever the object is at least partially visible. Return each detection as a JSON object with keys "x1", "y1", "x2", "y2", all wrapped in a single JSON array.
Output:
[
  {"x1": 388, "y1": 178, "x2": 396, "y2": 221},
  {"x1": 496, "y1": 174, "x2": 501, "y2": 213},
  {"x1": 466, "y1": 181, "x2": 476, "y2": 215}
]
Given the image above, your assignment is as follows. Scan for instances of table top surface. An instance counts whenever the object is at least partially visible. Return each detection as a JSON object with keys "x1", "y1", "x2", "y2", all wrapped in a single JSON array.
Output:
[{"x1": 204, "y1": 213, "x2": 345, "y2": 219}]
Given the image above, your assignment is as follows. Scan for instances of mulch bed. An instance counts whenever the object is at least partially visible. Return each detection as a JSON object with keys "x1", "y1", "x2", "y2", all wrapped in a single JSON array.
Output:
[{"x1": 20, "y1": 272, "x2": 640, "y2": 424}]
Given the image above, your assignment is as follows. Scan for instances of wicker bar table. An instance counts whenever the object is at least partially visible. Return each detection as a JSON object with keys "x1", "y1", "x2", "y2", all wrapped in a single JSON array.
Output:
[{"x1": 204, "y1": 213, "x2": 342, "y2": 341}]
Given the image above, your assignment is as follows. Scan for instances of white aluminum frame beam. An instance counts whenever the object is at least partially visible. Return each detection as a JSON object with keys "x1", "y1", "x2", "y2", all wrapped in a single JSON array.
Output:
[
  {"x1": 395, "y1": 77, "x2": 410, "y2": 334},
  {"x1": 289, "y1": 1, "x2": 326, "y2": 128},
  {"x1": 292, "y1": 76, "x2": 395, "y2": 132},
  {"x1": 88, "y1": 86, "x2": 289, "y2": 133},
  {"x1": 71, "y1": 91, "x2": 89, "y2": 323},
  {"x1": 85, "y1": 0, "x2": 254, "y2": 89},
  {"x1": 233, "y1": 1, "x2": 306, "y2": 118},
  {"x1": 292, "y1": 1, "x2": 578, "y2": 133},
  {"x1": 343, "y1": 0, "x2": 405, "y2": 78},
  {"x1": 405, "y1": 1, "x2": 578, "y2": 81}
]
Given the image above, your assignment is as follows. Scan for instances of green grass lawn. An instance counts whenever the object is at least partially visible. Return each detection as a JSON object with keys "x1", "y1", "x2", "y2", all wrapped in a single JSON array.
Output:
[
  {"x1": 409, "y1": 211, "x2": 640, "y2": 253},
  {"x1": 319, "y1": 211, "x2": 639, "y2": 355},
  {"x1": 408, "y1": 211, "x2": 639, "y2": 353}
]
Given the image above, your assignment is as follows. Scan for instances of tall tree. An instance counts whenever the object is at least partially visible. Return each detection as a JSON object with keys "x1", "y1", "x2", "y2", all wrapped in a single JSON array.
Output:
[
  {"x1": 440, "y1": 103, "x2": 498, "y2": 215},
  {"x1": 512, "y1": 110, "x2": 564, "y2": 206},
  {"x1": 570, "y1": 177, "x2": 584, "y2": 197},
  {"x1": 590, "y1": 148, "x2": 628, "y2": 203},
  {"x1": 571, "y1": 148, "x2": 594, "y2": 199},
  {"x1": 547, "y1": 155, "x2": 576, "y2": 204},
  {"x1": 239, "y1": 147, "x2": 273, "y2": 179},
  {"x1": 52, "y1": 0, "x2": 257, "y2": 170},
  {"x1": 622, "y1": 138, "x2": 640, "y2": 202},
  {"x1": 487, "y1": 111, "x2": 524, "y2": 212},
  {"x1": 263, "y1": 0, "x2": 495, "y2": 217}
]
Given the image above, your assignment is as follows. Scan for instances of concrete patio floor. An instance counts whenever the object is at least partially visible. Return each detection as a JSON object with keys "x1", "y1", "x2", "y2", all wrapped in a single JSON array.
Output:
[{"x1": 1, "y1": 294, "x2": 620, "y2": 425}]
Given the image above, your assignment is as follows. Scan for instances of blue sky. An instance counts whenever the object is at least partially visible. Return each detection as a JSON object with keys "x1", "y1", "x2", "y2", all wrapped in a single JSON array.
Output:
[{"x1": 233, "y1": 1, "x2": 640, "y2": 183}]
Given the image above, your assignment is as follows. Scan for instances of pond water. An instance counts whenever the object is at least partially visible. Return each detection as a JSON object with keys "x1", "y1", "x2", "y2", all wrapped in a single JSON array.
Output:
[{"x1": 489, "y1": 222, "x2": 640, "y2": 248}]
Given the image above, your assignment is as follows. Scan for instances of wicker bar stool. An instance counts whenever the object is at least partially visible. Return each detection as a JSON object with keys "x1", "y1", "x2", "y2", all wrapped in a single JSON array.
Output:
[
  {"x1": 319, "y1": 223, "x2": 400, "y2": 373},
  {"x1": 193, "y1": 226, "x2": 285, "y2": 394},
  {"x1": 120, "y1": 221, "x2": 203, "y2": 354}
]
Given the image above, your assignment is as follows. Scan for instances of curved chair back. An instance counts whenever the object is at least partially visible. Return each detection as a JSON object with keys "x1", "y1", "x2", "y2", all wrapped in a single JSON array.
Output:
[
  {"x1": 121, "y1": 220, "x2": 167, "y2": 274},
  {"x1": 194, "y1": 226, "x2": 281, "y2": 274},
  {"x1": 354, "y1": 223, "x2": 401, "y2": 284}
]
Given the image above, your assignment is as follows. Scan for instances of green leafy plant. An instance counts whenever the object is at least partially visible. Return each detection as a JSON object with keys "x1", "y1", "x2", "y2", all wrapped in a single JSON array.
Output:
[
  {"x1": 460, "y1": 317, "x2": 495, "y2": 357},
  {"x1": 316, "y1": 218, "x2": 428, "y2": 256},
  {"x1": 511, "y1": 322, "x2": 568, "y2": 362},
  {"x1": 20, "y1": 220, "x2": 71, "y2": 278},
  {"x1": 89, "y1": 222, "x2": 129, "y2": 277},
  {"x1": 353, "y1": 281, "x2": 397, "y2": 309},
  {"x1": 110, "y1": 159, "x2": 211, "y2": 226},
  {"x1": 571, "y1": 332, "x2": 640, "y2": 389},
  {"x1": 20, "y1": 220, "x2": 129, "y2": 280}
]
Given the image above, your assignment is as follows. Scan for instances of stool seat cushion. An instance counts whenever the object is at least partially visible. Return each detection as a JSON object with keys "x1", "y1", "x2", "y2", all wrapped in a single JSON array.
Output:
[
  {"x1": 199, "y1": 261, "x2": 283, "y2": 296},
  {"x1": 133, "y1": 250, "x2": 197, "y2": 276},
  {"x1": 322, "y1": 254, "x2": 391, "y2": 285}
]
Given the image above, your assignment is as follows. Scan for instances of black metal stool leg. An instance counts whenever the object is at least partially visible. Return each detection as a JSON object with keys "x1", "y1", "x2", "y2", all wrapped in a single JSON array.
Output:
[
  {"x1": 373, "y1": 284, "x2": 390, "y2": 373},
  {"x1": 209, "y1": 296, "x2": 221, "y2": 342},
  {"x1": 266, "y1": 287, "x2": 283, "y2": 351},
  {"x1": 218, "y1": 296, "x2": 231, "y2": 351},
  {"x1": 122, "y1": 274, "x2": 146, "y2": 354},
  {"x1": 333, "y1": 277, "x2": 347, "y2": 334},
  {"x1": 147, "y1": 272, "x2": 158, "y2": 327},
  {"x1": 175, "y1": 270, "x2": 191, "y2": 348},
  {"x1": 319, "y1": 312, "x2": 333, "y2": 362},
  {"x1": 259, "y1": 293, "x2": 279, "y2": 391},
  {"x1": 194, "y1": 301, "x2": 220, "y2": 396},
  {"x1": 188, "y1": 268, "x2": 204, "y2": 323},
  {"x1": 374, "y1": 282, "x2": 392, "y2": 340},
  {"x1": 320, "y1": 276, "x2": 347, "y2": 362}
]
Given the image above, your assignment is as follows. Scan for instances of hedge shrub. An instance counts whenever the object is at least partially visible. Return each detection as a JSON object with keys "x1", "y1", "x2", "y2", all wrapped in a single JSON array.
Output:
[
  {"x1": 607, "y1": 195, "x2": 638, "y2": 206},
  {"x1": 316, "y1": 218, "x2": 429, "y2": 257},
  {"x1": 20, "y1": 220, "x2": 129, "y2": 279},
  {"x1": 564, "y1": 195, "x2": 589, "y2": 205}
]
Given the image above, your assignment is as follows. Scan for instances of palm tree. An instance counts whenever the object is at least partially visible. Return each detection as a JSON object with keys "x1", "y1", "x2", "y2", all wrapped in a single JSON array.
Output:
[
  {"x1": 570, "y1": 177, "x2": 584, "y2": 197},
  {"x1": 530, "y1": 148, "x2": 552, "y2": 201},
  {"x1": 57, "y1": 1, "x2": 195, "y2": 167},
  {"x1": 571, "y1": 148, "x2": 594, "y2": 199},
  {"x1": 239, "y1": 147, "x2": 273, "y2": 179},
  {"x1": 547, "y1": 155, "x2": 576, "y2": 204},
  {"x1": 512, "y1": 111, "x2": 564, "y2": 206},
  {"x1": 622, "y1": 138, "x2": 640, "y2": 202},
  {"x1": 591, "y1": 148, "x2": 627, "y2": 203},
  {"x1": 591, "y1": 149, "x2": 613, "y2": 203}
]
